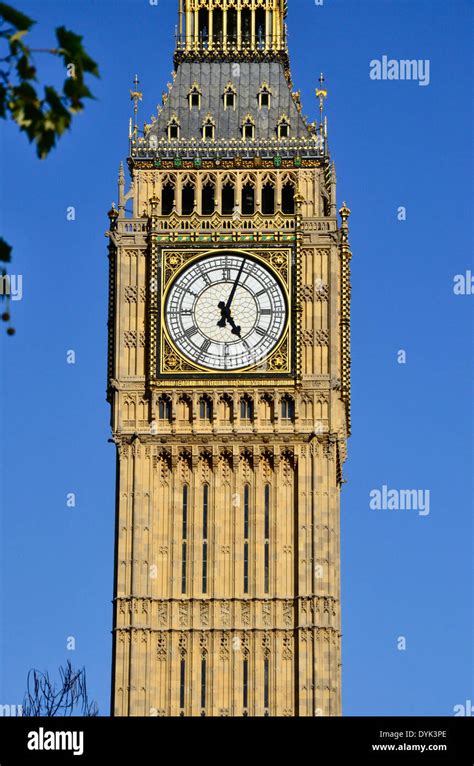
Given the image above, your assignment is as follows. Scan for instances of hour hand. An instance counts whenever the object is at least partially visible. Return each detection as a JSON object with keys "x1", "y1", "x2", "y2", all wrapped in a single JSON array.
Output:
[
  {"x1": 217, "y1": 301, "x2": 228, "y2": 328},
  {"x1": 228, "y1": 315, "x2": 242, "y2": 338},
  {"x1": 217, "y1": 301, "x2": 241, "y2": 338}
]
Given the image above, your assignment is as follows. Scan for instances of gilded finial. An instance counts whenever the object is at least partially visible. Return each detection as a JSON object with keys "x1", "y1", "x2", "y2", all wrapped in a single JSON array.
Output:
[
  {"x1": 339, "y1": 201, "x2": 351, "y2": 223},
  {"x1": 130, "y1": 74, "x2": 143, "y2": 140},
  {"x1": 315, "y1": 73, "x2": 328, "y2": 135},
  {"x1": 108, "y1": 202, "x2": 119, "y2": 221}
]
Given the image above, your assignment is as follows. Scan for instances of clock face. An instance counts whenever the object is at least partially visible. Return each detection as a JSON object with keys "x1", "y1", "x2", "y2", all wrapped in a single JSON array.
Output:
[{"x1": 165, "y1": 253, "x2": 288, "y2": 371}]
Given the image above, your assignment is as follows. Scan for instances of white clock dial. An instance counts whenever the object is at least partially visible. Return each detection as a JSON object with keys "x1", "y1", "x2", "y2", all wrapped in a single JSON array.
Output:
[{"x1": 165, "y1": 253, "x2": 287, "y2": 371}]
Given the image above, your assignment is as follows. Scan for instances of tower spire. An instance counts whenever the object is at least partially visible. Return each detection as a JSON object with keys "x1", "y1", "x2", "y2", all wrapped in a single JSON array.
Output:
[
  {"x1": 130, "y1": 74, "x2": 143, "y2": 141},
  {"x1": 315, "y1": 72, "x2": 328, "y2": 137}
]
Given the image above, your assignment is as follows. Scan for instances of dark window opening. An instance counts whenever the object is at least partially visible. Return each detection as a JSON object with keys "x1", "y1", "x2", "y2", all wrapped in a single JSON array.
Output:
[
  {"x1": 182, "y1": 184, "x2": 194, "y2": 216},
  {"x1": 279, "y1": 122, "x2": 289, "y2": 138},
  {"x1": 202, "y1": 183, "x2": 215, "y2": 215},
  {"x1": 241, "y1": 9, "x2": 251, "y2": 42},
  {"x1": 213, "y1": 9, "x2": 223, "y2": 43},
  {"x1": 203, "y1": 484, "x2": 209, "y2": 540},
  {"x1": 190, "y1": 92, "x2": 200, "y2": 108},
  {"x1": 181, "y1": 542, "x2": 187, "y2": 594},
  {"x1": 169, "y1": 123, "x2": 179, "y2": 140},
  {"x1": 202, "y1": 541, "x2": 208, "y2": 593},
  {"x1": 282, "y1": 183, "x2": 295, "y2": 214},
  {"x1": 244, "y1": 484, "x2": 250, "y2": 540},
  {"x1": 162, "y1": 184, "x2": 174, "y2": 215},
  {"x1": 180, "y1": 659, "x2": 186, "y2": 709},
  {"x1": 264, "y1": 542, "x2": 269, "y2": 594},
  {"x1": 224, "y1": 91, "x2": 235, "y2": 109},
  {"x1": 222, "y1": 183, "x2": 235, "y2": 215},
  {"x1": 244, "y1": 542, "x2": 249, "y2": 594},
  {"x1": 260, "y1": 91, "x2": 270, "y2": 108},
  {"x1": 262, "y1": 184, "x2": 275, "y2": 215},
  {"x1": 243, "y1": 121, "x2": 254, "y2": 140},
  {"x1": 256, "y1": 9, "x2": 265, "y2": 46},
  {"x1": 227, "y1": 10, "x2": 237, "y2": 44},
  {"x1": 182, "y1": 485, "x2": 188, "y2": 540},
  {"x1": 203, "y1": 122, "x2": 214, "y2": 139},
  {"x1": 201, "y1": 659, "x2": 207, "y2": 710},
  {"x1": 264, "y1": 658, "x2": 269, "y2": 709},
  {"x1": 264, "y1": 484, "x2": 270, "y2": 540},
  {"x1": 242, "y1": 184, "x2": 255, "y2": 215},
  {"x1": 243, "y1": 659, "x2": 249, "y2": 709},
  {"x1": 199, "y1": 9, "x2": 208, "y2": 43}
]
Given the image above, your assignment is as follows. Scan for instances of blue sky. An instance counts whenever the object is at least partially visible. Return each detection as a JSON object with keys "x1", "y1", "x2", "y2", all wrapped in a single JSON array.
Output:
[{"x1": 0, "y1": 0, "x2": 472, "y2": 716}]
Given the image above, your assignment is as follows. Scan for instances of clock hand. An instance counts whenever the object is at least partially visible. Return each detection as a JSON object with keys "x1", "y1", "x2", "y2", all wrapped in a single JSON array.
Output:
[
  {"x1": 227, "y1": 315, "x2": 242, "y2": 338},
  {"x1": 217, "y1": 304, "x2": 242, "y2": 338},
  {"x1": 225, "y1": 257, "x2": 247, "y2": 313},
  {"x1": 217, "y1": 257, "x2": 246, "y2": 334}
]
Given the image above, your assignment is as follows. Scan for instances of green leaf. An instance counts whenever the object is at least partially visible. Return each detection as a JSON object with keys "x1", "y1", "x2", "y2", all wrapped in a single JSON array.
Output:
[
  {"x1": 55, "y1": 26, "x2": 84, "y2": 57},
  {"x1": 63, "y1": 77, "x2": 94, "y2": 105},
  {"x1": 16, "y1": 54, "x2": 36, "y2": 80},
  {"x1": 56, "y1": 26, "x2": 99, "y2": 78},
  {"x1": 35, "y1": 129, "x2": 56, "y2": 159},
  {"x1": 79, "y1": 50, "x2": 99, "y2": 77},
  {"x1": 0, "y1": 3, "x2": 35, "y2": 30},
  {"x1": 0, "y1": 237, "x2": 12, "y2": 263}
]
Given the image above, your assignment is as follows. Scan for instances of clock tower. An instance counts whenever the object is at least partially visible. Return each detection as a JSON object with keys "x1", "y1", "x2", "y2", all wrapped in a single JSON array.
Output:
[{"x1": 107, "y1": 0, "x2": 352, "y2": 717}]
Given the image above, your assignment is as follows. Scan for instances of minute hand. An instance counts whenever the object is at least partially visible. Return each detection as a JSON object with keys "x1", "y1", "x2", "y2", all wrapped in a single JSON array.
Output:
[{"x1": 225, "y1": 258, "x2": 247, "y2": 312}]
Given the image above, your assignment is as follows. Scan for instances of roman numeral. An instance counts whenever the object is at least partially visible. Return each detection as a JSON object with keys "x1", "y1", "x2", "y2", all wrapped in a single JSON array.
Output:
[{"x1": 185, "y1": 326, "x2": 198, "y2": 338}]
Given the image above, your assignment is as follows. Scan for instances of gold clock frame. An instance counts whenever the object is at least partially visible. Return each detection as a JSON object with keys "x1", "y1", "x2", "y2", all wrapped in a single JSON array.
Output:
[{"x1": 151, "y1": 246, "x2": 293, "y2": 380}]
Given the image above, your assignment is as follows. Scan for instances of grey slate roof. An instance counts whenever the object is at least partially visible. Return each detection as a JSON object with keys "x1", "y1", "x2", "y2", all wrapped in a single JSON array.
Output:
[{"x1": 149, "y1": 61, "x2": 312, "y2": 143}]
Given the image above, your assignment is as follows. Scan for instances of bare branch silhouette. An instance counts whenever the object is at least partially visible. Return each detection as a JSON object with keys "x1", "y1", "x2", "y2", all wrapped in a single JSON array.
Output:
[{"x1": 22, "y1": 660, "x2": 98, "y2": 717}]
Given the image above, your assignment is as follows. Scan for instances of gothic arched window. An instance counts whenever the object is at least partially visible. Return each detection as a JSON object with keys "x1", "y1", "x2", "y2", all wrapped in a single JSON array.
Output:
[
  {"x1": 158, "y1": 396, "x2": 172, "y2": 421},
  {"x1": 223, "y1": 83, "x2": 237, "y2": 111},
  {"x1": 188, "y1": 83, "x2": 202, "y2": 110},
  {"x1": 199, "y1": 396, "x2": 213, "y2": 421},
  {"x1": 242, "y1": 115, "x2": 255, "y2": 140},
  {"x1": 242, "y1": 183, "x2": 255, "y2": 215},
  {"x1": 181, "y1": 181, "x2": 195, "y2": 215},
  {"x1": 161, "y1": 182, "x2": 175, "y2": 215},
  {"x1": 240, "y1": 396, "x2": 254, "y2": 421},
  {"x1": 258, "y1": 83, "x2": 272, "y2": 109},
  {"x1": 262, "y1": 182, "x2": 275, "y2": 215},
  {"x1": 281, "y1": 395, "x2": 295, "y2": 421},
  {"x1": 277, "y1": 115, "x2": 290, "y2": 139},
  {"x1": 282, "y1": 181, "x2": 295, "y2": 214},
  {"x1": 167, "y1": 116, "x2": 180, "y2": 140},
  {"x1": 202, "y1": 114, "x2": 215, "y2": 140}
]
